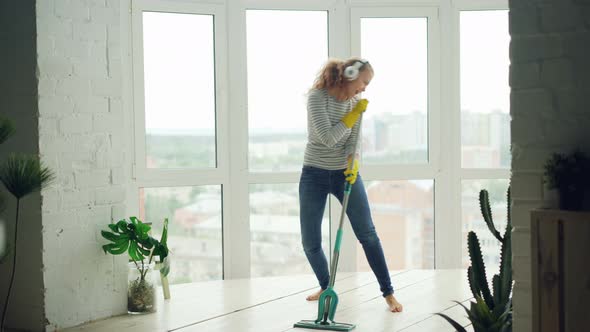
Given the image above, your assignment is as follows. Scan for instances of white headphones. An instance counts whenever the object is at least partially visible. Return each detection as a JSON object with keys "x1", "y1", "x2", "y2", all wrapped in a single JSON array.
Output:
[{"x1": 343, "y1": 59, "x2": 369, "y2": 81}]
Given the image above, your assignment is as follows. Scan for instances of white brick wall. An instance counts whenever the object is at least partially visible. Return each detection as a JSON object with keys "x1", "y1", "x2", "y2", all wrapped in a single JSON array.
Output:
[
  {"x1": 37, "y1": 0, "x2": 130, "y2": 330},
  {"x1": 509, "y1": 0, "x2": 590, "y2": 331}
]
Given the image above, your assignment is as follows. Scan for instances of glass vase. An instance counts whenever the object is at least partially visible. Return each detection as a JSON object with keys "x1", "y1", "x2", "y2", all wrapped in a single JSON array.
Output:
[{"x1": 127, "y1": 261, "x2": 156, "y2": 314}]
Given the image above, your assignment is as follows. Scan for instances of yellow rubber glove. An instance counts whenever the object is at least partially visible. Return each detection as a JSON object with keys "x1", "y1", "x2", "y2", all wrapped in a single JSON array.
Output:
[
  {"x1": 343, "y1": 158, "x2": 359, "y2": 184},
  {"x1": 341, "y1": 99, "x2": 368, "y2": 128}
]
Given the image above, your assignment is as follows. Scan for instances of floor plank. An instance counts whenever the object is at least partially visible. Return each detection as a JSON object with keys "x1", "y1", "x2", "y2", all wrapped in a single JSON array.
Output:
[
  {"x1": 284, "y1": 270, "x2": 471, "y2": 332},
  {"x1": 64, "y1": 269, "x2": 470, "y2": 332},
  {"x1": 400, "y1": 299, "x2": 472, "y2": 332},
  {"x1": 180, "y1": 270, "x2": 456, "y2": 332}
]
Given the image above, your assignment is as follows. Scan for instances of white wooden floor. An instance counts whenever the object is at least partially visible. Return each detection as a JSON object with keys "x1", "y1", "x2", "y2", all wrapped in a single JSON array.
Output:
[{"x1": 64, "y1": 269, "x2": 474, "y2": 332}]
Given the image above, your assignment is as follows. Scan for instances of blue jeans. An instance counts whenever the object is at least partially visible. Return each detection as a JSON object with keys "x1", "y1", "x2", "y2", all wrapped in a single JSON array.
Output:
[{"x1": 299, "y1": 165, "x2": 394, "y2": 297}]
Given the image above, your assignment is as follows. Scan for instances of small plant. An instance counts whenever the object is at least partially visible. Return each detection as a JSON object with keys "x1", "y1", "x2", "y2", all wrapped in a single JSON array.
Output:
[
  {"x1": 544, "y1": 150, "x2": 590, "y2": 210},
  {"x1": 101, "y1": 216, "x2": 169, "y2": 313},
  {"x1": 0, "y1": 117, "x2": 55, "y2": 331},
  {"x1": 436, "y1": 188, "x2": 512, "y2": 332}
]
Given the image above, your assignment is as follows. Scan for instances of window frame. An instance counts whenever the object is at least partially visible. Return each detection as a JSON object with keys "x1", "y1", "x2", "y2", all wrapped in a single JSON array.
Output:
[
  {"x1": 129, "y1": 0, "x2": 230, "y2": 278},
  {"x1": 124, "y1": 0, "x2": 511, "y2": 281},
  {"x1": 349, "y1": 6, "x2": 442, "y2": 269},
  {"x1": 452, "y1": 0, "x2": 510, "y2": 269}
]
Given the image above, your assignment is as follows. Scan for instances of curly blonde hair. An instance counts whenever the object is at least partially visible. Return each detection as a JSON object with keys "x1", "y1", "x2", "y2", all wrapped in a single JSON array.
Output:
[{"x1": 311, "y1": 57, "x2": 373, "y2": 90}]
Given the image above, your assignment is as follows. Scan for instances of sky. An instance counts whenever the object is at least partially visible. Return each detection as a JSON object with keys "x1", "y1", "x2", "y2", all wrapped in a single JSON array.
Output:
[{"x1": 141, "y1": 9, "x2": 509, "y2": 132}]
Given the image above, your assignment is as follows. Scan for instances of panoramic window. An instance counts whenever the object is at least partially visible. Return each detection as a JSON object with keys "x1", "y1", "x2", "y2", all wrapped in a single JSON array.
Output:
[
  {"x1": 142, "y1": 12, "x2": 216, "y2": 169},
  {"x1": 360, "y1": 17, "x2": 429, "y2": 165},
  {"x1": 140, "y1": 185, "x2": 223, "y2": 284},
  {"x1": 246, "y1": 10, "x2": 328, "y2": 172},
  {"x1": 358, "y1": 180, "x2": 435, "y2": 270},
  {"x1": 460, "y1": 10, "x2": 510, "y2": 169},
  {"x1": 249, "y1": 183, "x2": 329, "y2": 277}
]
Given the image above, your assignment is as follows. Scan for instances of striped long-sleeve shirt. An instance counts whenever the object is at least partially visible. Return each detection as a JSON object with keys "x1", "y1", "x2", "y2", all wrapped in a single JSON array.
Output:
[{"x1": 303, "y1": 88, "x2": 362, "y2": 170}]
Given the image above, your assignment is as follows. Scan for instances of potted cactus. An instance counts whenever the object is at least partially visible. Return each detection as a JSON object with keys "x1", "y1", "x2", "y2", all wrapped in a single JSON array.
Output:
[
  {"x1": 436, "y1": 188, "x2": 513, "y2": 332},
  {"x1": 101, "y1": 216, "x2": 169, "y2": 314}
]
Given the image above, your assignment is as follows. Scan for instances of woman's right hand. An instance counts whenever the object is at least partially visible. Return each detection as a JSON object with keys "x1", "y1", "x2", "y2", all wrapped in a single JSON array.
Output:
[
  {"x1": 352, "y1": 99, "x2": 369, "y2": 114},
  {"x1": 342, "y1": 99, "x2": 369, "y2": 128}
]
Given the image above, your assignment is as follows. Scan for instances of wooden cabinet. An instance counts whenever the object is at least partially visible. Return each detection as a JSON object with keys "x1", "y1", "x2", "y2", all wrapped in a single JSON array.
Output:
[{"x1": 531, "y1": 209, "x2": 590, "y2": 332}]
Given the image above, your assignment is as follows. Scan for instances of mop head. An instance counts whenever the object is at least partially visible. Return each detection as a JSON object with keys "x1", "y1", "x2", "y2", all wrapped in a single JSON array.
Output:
[
  {"x1": 294, "y1": 287, "x2": 355, "y2": 331},
  {"x1": 293, "y1": 319, "x2": 355, "y2": 331}
]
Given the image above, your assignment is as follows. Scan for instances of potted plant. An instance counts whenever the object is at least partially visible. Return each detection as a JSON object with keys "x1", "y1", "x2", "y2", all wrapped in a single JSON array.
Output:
[
  {"x1": 436, "y1": 188, "x2": 513, "y2": 332},
  {"x1": 101, "y1": 216, "x2": 169, "y2": 314},
  {"x1": 0, "y1": 117, "x2": 54, "y2": 330},
  {"x1": 544, "y1": 150, "x2": 590, "y2": 211}
]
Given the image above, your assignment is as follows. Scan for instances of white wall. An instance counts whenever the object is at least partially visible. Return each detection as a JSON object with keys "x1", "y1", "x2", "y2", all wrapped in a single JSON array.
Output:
[
  {"x1": 509, "y1": 0, "x2": 590, "y2": 331},
  {"x1": 36, "y1": 0, "x2": 131, "y2": 330},
  {"x1": 0, "y1": 0, "x2": 45, "y2": 330}
]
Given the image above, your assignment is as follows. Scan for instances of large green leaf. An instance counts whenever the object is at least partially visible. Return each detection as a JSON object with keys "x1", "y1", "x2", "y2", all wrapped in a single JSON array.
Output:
[
  {"x1": 116, "y1": 220, "x2": 127, "y2": 232},
  {"x1": 129, "y1": 241, "x2": 144, "y2": 262},
  {"x1": 434, "y1": 313, "x2": 468, "y2": 332},
  {"x1": 137, "y1": 243, "x2": 151, "y2": 256},
  {"x1": 160, "y1": 218, "x2": 169, "y2": 246},
  {"x1": 101, "y1": 230, "x2": 128, "y2": 242},
  {"x1": 129, "y1": 216, "x2": 139, "y2": 225},
  {"x1": 102, "y1": 242, "x2": 129, "y2": 255},
  {"x1": 470, "y1": 296, "x2": 495, "y2": 328}
]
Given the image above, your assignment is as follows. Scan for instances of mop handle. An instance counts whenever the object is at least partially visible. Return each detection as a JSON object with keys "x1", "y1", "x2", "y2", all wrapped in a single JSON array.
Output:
[{"x1": 328, "y1": 114, "x2": 363, "y2": 287}]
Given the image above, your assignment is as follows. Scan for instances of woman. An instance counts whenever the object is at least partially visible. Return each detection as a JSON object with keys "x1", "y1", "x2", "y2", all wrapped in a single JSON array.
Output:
[{"x1": 299, "y1": 57, "x2": 403, "y2": 312}]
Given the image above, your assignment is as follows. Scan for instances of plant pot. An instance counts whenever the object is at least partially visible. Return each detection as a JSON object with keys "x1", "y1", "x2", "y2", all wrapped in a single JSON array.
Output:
[
  {"x1": 559, "y1": 186, "x2": 585, "y2": 211},
  {"x1": 127, "y1": 262, "x2": 156, "y2": 314}
]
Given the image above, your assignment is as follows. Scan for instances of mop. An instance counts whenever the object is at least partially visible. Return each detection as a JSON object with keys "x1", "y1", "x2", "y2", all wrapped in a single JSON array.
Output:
[{"x1": 294, "y1": 116, "x2": 364, "y2": 331}]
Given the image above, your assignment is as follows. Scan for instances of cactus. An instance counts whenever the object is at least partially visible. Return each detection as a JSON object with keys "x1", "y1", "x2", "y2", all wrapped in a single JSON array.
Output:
[{"x1": 436, "y1": 187, "x2": 513, "y2": 332}]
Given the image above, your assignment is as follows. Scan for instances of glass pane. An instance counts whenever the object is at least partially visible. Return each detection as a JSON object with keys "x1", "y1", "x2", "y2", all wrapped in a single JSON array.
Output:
[
  {"x1": 249, "y1": 183, "x2": 329, "y2": 277},
  {"x1": 358, "y1": 180, "x2": 434, "y2": 270},
  {"x1": 361, "y1": 18, "x2": 428, "y2": 164},
  {"x1": 246, "y1": 10, "x2": 328, "y2": 172},
  {"x1": 460, "y1": 11, "x2": 510, "y2": 168},
  {"x1": 139, "y1": 185, "x2": 222, "y2": 284},
  {"x1": 142, "y1": 12, "x2": 216, "y2": 169},
  {"x1": 461, "y1": 179, "x2": 509, "y2": 275}
]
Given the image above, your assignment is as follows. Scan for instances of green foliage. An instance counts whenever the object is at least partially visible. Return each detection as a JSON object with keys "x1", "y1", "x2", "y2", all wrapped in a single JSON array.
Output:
[
  {"x1": 437, "y1": 187, "x2": 512, "y2": 332},
  {"x1": 479, "y1": 190, "x2": 502, "y2": 242},
  {"x1": 0, "y1": 154, "x2": 55, "y2": 199},
  {"x1": 0, "y1": 116, "x2": 55, "y2": 331},
  {"x1": 101, "y1": 217, "x2": 170, "y2": 278},
  {"x1": 0, "y1": 117, "x2": 16, "y2": 214},
  {"x1": 0, "y1": 116, "x2": 15, "y2": 145},
  {"x1": 543, "y1": 150, "x2": 590, "y2": 190}
]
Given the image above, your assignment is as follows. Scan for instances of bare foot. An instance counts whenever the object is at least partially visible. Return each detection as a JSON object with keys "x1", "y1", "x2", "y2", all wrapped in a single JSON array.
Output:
[
  {"x1": 385, "y1": 294, "x2": 403, "y2": 312},
  {"x1": 306, "y1": 288, "x2": 324, "y2": 301}
]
